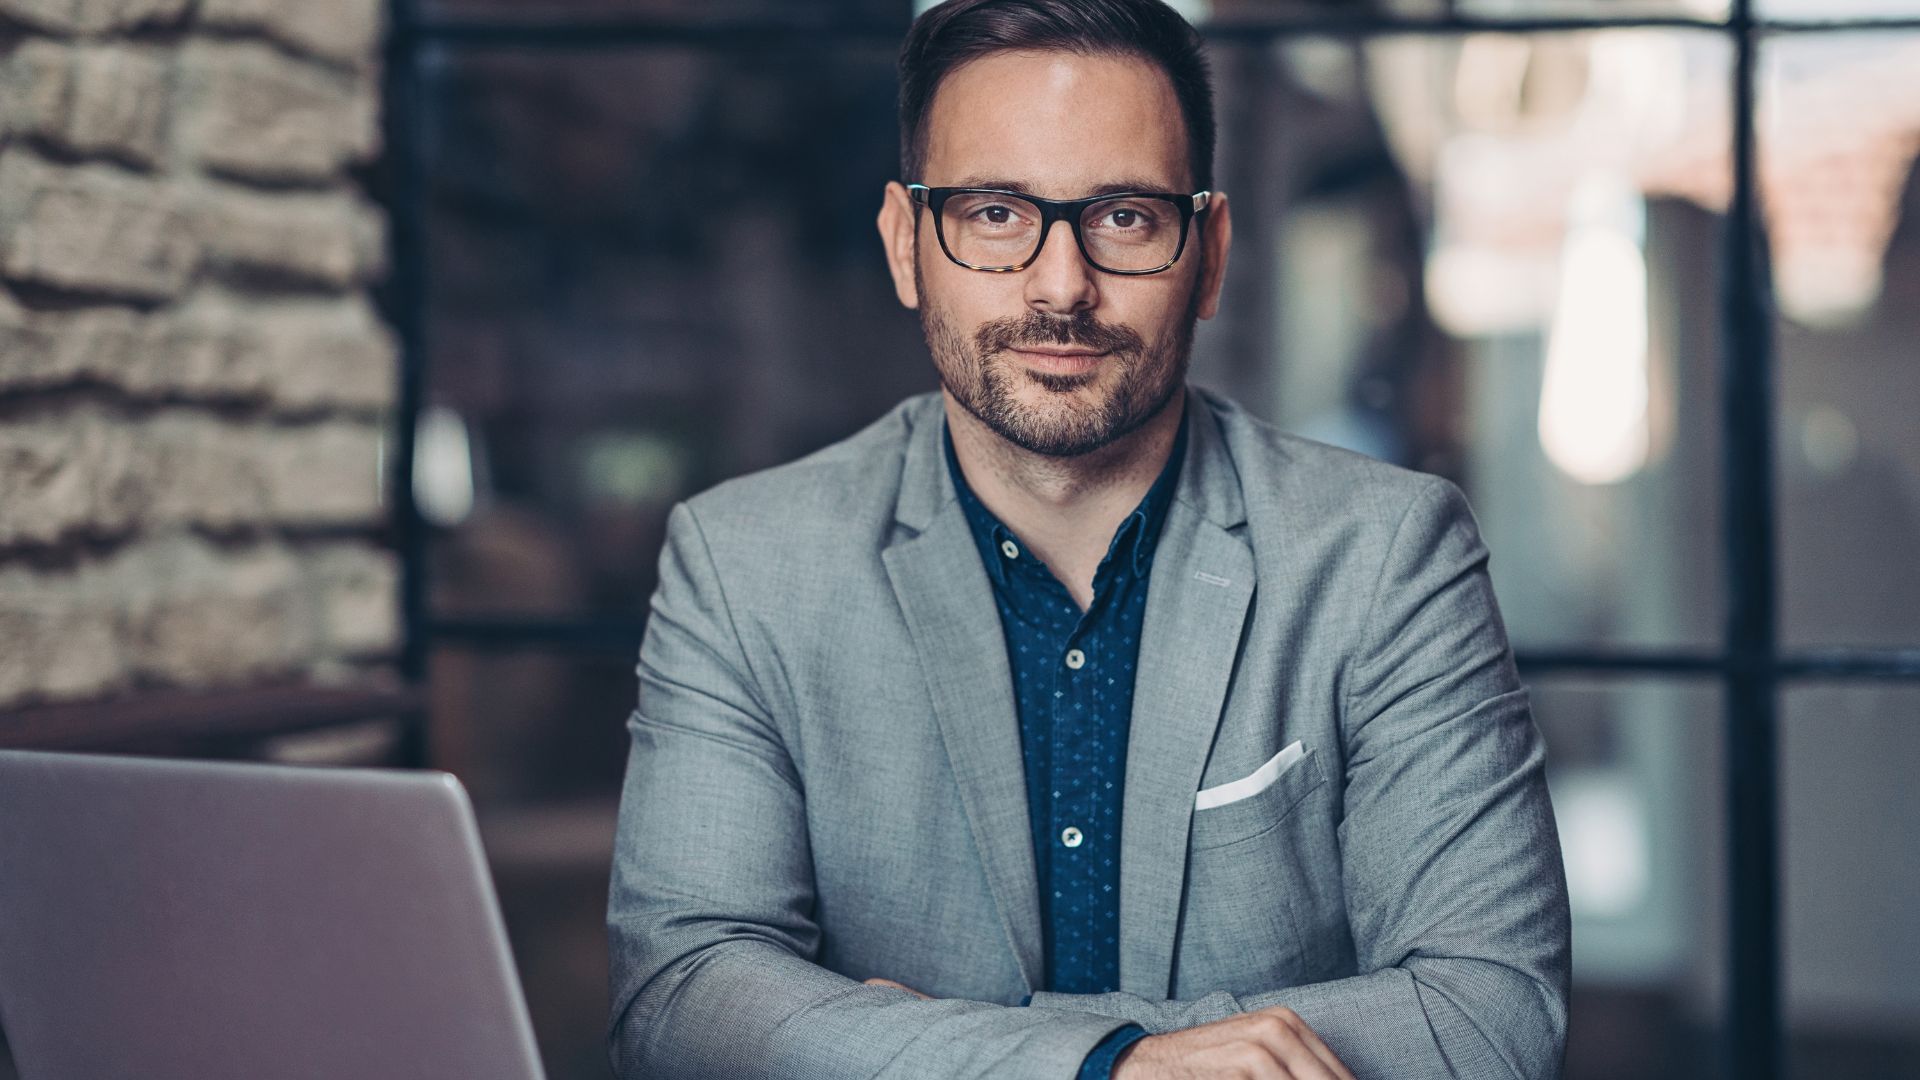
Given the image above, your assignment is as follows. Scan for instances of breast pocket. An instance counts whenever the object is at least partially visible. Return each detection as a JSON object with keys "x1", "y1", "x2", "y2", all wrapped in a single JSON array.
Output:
[
  {"x1": 1187, "y1": 742, "x2": 1327, "y2": 851},
  {"x1": 1174, "y1": 742, "x2": 1333, "y2": 997}
]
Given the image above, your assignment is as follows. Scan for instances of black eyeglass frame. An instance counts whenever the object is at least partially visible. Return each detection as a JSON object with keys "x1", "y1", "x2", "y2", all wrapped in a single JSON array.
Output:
[{"x1": 906, "y1": 183, "x2": 1211, "y2": 276}]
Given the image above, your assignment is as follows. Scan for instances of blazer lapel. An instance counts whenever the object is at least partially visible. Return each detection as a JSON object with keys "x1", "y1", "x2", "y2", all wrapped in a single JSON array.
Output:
[
  {"x1": 1120, "y1": 389, "x2": 1255, "y2": 998},
  {"x1": 882, "y1": 397, "x2": 1044, "y2": 996}
]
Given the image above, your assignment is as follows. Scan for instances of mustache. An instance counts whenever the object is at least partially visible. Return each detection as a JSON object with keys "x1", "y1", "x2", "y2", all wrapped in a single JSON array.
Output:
[{"x1": 974, "y1": 311, "x2": 1144, "y2": 357}]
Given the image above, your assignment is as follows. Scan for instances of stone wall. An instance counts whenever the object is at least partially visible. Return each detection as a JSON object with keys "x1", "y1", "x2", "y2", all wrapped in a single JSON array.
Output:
[{"x1": 0, "y1": 0, "x2": 398, "y2": 708}]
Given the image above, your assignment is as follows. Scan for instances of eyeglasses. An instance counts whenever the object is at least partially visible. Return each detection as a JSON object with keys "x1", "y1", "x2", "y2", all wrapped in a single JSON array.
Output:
[{"x1": 907, "y1": 184, "x2": 1211, "y2": 275}]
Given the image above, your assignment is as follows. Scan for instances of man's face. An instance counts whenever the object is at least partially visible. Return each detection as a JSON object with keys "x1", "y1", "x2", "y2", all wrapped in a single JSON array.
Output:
[{"x1": 879, "y1": 50, "x2": 1232, "y2": 457}]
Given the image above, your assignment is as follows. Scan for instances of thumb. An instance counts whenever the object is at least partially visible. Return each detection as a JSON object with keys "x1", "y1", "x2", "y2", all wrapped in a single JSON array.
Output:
[{"x1": 862, "y1": 977, "x2": 932, "y2": 999}]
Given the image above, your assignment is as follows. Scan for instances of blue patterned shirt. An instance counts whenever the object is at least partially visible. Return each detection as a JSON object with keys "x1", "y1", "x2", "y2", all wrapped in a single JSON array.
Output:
[{"x1": 942, "y1": 409, "x2": 1189, "y2": 1078}]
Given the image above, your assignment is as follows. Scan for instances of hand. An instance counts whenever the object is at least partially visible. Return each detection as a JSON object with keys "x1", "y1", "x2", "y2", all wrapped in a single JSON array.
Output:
[
  {"x1": 862, "y1": 976, "x2": 932, "y2": 999},
  {"x1": 1111, "y1": 1006, "x2": 1357, "y2": 1080}
]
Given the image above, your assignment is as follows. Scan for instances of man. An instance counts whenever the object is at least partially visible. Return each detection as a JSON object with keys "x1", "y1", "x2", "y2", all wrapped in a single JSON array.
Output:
[{"x1": 606, "y1": 1, "x2": 1570, "y2": 1077}]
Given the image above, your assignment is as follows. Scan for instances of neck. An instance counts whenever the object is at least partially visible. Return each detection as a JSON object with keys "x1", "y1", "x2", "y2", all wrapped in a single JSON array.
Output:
[{"x1": 944, "y1": 386, "x2": 1185, "y2": 609}]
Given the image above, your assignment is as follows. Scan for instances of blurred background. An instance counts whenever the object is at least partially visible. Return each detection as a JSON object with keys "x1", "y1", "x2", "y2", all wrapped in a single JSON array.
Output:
[{"x1": 1, "y1": 0, "x2": 1917, "y2": 1078}]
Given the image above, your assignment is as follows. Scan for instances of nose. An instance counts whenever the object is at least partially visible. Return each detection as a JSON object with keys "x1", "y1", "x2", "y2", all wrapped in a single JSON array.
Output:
[{"x1": 1022, "y1": 218, "x2": 1099, "y2": 315}]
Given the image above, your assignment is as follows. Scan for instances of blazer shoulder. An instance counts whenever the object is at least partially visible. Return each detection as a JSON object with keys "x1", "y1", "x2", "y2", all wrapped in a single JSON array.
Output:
[{"x1": 1204, "y1": 389, "x2": 1457, "y2": 529}]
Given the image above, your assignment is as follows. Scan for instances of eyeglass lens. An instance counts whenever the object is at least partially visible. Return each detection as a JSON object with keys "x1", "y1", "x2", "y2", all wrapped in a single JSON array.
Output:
[{"x1": 939, "y1": 192, "x2": 1181, "y2": 272}]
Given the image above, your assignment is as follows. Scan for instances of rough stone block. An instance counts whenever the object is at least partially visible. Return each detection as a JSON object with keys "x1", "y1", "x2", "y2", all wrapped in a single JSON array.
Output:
[
  {"x1": 117, "y1": 535, "x2": 311, "y2": 684},
  {"x1": 0, "y1": 151, "x2": 198, "y2": 301},
  {"x1": 0, "y1": 40, "x2": 170, "y2": 167},
  {"x1": 0, "y1": 564, "x2": 126, "y2": 706},
  {"x1": 175, "y1": 40, "x2": 378, "y2": 184},
  {"x1": 131, "y1": 306, "x2": 268, "y2": 399},
  {"x1": 193, "y1": 0, "x2": 384, "y2": 70},
  {"x1": 258, "y1": 296, "x2": 398, "y2": 412},
  {"x1": 0, "y1": 410, "x2": 135, "y2": 545},
  {"x1": 0, "y1": 0, "x2": 190, "y2": 35},
  {"x1": 304, "y1": 542, "x2": 399, "y2": 656},
  {"x1": 268, "y1": 418, "x2": 385, "y2": 526},
  {"x1": 189, "y1": 182, "x2": 386, "y2": 290},
  {"x1": 145, "y1": 413, "x2": 275, "y2": 531}
]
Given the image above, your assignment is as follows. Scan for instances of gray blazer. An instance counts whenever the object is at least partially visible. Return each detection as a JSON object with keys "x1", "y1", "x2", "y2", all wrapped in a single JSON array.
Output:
[{"x1": 607, "y1": 385, "x2": 1570, "y2": 1080}]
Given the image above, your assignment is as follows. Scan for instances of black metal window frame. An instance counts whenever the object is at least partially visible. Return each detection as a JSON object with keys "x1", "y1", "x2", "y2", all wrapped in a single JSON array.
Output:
[{"x1": 378, "y1": 4, "x2": 1920, "y2": 1079}]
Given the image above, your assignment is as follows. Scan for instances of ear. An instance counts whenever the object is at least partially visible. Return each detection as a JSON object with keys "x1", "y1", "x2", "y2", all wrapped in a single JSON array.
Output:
[
  {"x1": 877, "y1": 181, "x2": 921, "y2": 310},
  {"x1": 1193, "y1": 190, "x2": 1232, "y2": 321}
]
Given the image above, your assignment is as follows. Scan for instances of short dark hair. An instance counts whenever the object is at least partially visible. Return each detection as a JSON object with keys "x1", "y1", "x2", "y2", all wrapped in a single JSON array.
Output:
[{"x1": 897, "y1": 0, "x2": 1216, "y2": 193}]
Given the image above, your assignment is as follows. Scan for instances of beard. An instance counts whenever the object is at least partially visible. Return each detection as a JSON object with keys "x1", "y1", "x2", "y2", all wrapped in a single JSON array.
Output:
[{"x1": 916, "y1": 254, "x2": 1199, "y2": 458}]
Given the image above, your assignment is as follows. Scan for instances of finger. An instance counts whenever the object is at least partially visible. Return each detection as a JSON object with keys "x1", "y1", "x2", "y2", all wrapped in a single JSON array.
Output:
[
  {"x1": 862, "y1": 977, "x2": 930, "y2": 999},
  {"x1": 1251, "y1": 1006, "x2": 1359, "y2": 1076},
  {"x1": 1260, "y1": 1008, "x2": 1354, "y2": 1080},
  {"x1": 1228, "y1": 1010, "x2": 1330, "y2": 1080}
]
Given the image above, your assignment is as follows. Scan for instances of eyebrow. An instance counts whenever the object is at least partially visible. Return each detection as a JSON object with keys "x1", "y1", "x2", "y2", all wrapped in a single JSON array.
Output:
[{"x1": 949, "y1": 176, "x2": 1184, "y2": 196}]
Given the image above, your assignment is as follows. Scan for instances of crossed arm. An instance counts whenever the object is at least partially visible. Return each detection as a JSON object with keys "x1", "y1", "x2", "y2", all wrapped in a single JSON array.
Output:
[{"x1": 607, "y1": 481, "x2": 1571, "y2": 1080}]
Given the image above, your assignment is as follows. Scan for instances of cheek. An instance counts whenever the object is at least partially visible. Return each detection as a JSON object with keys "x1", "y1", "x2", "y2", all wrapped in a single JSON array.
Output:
[{"x1": 925, "y1": 267, "x2": 1019, "y2": 329}]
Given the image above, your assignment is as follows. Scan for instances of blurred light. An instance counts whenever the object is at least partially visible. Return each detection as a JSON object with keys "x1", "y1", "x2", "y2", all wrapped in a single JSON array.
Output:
[
  {"x1": 414, "y1": 405, "x2": 476, "y2": 528},
  {"x1": 1424, "y1": 244, "x2": 1558, "y2": 336},
  {"x1": 1554, "y1": 768, "x2": 1653, "y2": 921},
  {"x1": 1538, "y1": 175, "x2": 1651, "y2": 486},
  {"x1": 1759, "y1": 33, "x2": 1920, "y2": 327},
  {"x1": 1282, "y1": 38, "x2": 1360, "y2": 103},
  {"x1": 1801, "y1": 404, "x2": 1861, "y2": 477},
  {"x1": 1451, "y1": 34, "x2": 1534, "y2": 130},
  {"x1": 578, "y1": 432, "x2": 687, "y2": 506}
]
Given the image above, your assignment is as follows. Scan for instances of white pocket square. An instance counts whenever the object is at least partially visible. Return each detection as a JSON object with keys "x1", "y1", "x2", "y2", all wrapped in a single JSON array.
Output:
[{"x1": 1194, "y1": 740, "x2": 1306, "y2": 810}]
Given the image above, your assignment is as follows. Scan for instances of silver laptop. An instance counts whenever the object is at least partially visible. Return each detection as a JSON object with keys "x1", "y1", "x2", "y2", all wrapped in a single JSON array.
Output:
[{"x1": 0, "y1": 749, "x2": 547, "y2": 1080}]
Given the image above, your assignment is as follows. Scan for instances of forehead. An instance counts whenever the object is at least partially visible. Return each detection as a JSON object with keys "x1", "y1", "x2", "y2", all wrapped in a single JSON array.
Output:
[{"x1": 922, "y1": 49, "x2": 1190, "y2": 195}]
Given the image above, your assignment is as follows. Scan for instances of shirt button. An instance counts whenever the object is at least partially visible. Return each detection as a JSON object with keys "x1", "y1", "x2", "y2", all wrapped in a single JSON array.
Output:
[
  {"x1": 1064, "y1": 648, "x2": 1085, "y2": 670},
  {"x1": 1000, "y1": 539, "x2": 1019, "y2": 559},
  {"x1": 1060, "y1": 826, "x2": 1084, "y2": 848}
]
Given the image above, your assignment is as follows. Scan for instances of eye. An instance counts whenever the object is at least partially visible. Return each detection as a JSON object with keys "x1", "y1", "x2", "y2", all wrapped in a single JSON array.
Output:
[
  {"x1": 966, "y1": 202, "x2": 1030, "y2": 226},
  {"x1": 1091, "y1": 201, "x2": 1161, "y2": 231}
]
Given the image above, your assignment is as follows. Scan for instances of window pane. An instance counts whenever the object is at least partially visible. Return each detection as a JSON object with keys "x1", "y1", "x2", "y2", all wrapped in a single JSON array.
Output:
[
  {"x1": 1528, "y1": 676, "x2": 1727, "y2": 1080},
  {"x1": 1782, "y1": 684, "x2": 1920, "y2": 1078},
  {"x1": 1762, "y1": 32, "x2": 1920, "y2": 649},
  {"x1": 1195, "y1": 31, "x2": 1731, "y2": 651},
  {"x1": 1210, "y1": 0, "x2": 1732, "y2": 21},
  {"x1": 422, "y1": 0, "x2": 906, "y2": 21},
  {"x1": 418, "y1": 43, "x2": 928, "y2": 619},
  {"x1": 1758, "y1": 0, "x2": 1920, "y2": 17}
]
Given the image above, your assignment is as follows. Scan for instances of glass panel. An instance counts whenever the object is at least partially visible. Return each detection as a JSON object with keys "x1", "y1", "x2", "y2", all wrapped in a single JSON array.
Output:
[
  {"x1": 429, "y1": 646, "x2": 630, "y2": 1079},
  {"x1": 1762, "y1": 32, "x2": 1920, "y2": 649},
  {"x1": 1758, "y1": 0, "x2": 1920, "y2": 17},
  {"x1": 419, "y1": 43, "x2": 928, "y2": 619},
  {"x1": 1782, "y1": 684, "x2": 1920, "y2": 1079},
  {"x1": 422, "y1": 0, "x2": 906, "y2": 21},
  {"x1": 1210, "y1": 1, "x2": 1733, "y2": 21},
  {"x1": 419, "y1": 28, "x2": 1737, "y2": 648},
  {"x1": 1194, "y1": 31, "x2": 1730, "y2": 651},
  {"x1": 1528, "y1": 676, "x2": 1726, "y2": 1080}
]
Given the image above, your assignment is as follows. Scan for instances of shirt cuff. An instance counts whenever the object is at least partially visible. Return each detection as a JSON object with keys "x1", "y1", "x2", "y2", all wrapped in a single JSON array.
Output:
[{"x1": 1076, "y1": 1023, "x2": 1148, "y2": 1080}]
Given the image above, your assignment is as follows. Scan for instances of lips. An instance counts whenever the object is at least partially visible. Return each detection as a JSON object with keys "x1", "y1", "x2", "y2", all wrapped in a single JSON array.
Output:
[{"x1": 1007, "y1": 347, "x2": 1108, "y2": 375}]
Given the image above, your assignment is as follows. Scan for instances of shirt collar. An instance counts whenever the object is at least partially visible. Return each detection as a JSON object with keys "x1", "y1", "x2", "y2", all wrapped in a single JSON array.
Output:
[{"x1": 942, "y1": 405, "x2": 1189, "y2": 590}]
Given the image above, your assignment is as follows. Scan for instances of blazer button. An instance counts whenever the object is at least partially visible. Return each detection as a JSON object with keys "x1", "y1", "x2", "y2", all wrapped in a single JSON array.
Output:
[{"x1": 1061, "y1": 826, "x2": 1084, "y2": 848}]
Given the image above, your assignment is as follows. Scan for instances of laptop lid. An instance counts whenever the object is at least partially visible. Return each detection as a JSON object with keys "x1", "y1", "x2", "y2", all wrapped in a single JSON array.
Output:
[{"x1": 0, "y1": 749, "x2": 547, "y2": 1080}]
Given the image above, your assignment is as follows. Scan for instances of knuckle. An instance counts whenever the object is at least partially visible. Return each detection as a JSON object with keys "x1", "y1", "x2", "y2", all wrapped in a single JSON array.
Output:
[{"x1": 1251, "y1": 1012, "x2": 1293, "y2": 1040}]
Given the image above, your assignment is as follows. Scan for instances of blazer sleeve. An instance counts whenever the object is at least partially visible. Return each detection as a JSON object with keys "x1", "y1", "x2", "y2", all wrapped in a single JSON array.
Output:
[
  {"x1": 1026, "y1": 478, "x2": 1572, "y2": 1080},
  {"x1": 606, "y1": 502, "x2": 1136, "y2": 1080}
]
